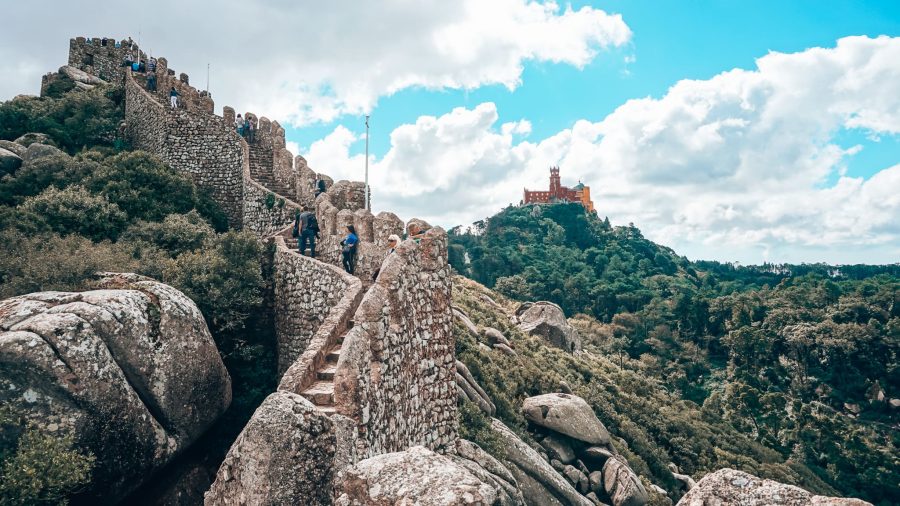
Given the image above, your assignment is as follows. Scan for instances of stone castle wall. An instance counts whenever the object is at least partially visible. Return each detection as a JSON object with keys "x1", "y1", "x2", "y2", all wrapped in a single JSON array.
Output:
[
  {"x1": 68, "y1": 37, "x2": 145, "y2": 84},
  {"x1": 334, "y1": 225, "x2": 457, "y2": 457},
  {"x1": 124, "y1": 73, "x2": 244, "y2": 227},
  {"x1": 271, "y1": 233, "x2": 362, "y2": 376}
]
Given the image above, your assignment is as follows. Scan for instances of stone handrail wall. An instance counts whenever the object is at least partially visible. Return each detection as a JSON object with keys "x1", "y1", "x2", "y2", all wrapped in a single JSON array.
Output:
[
  {"x1": 334, "y1": 225, "x2": 457, "y2": 458},
  {"x1": 270, "y1": 230, "x2": 363, "y2": 378}
]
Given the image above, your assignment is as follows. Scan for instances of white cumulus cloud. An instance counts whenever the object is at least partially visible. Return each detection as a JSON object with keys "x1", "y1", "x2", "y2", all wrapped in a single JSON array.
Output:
[
  {"x1": 307, "y1": 36, "x2": 900, "y2": 264},
  {"x1": 0, "y1": 0, "x2": 630, "y2": 126}
]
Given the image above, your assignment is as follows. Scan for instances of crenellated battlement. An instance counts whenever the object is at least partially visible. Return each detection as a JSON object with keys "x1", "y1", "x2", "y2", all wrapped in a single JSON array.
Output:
[{"x1": 63, "y1": 36, "x2": 456, "y2": 504}]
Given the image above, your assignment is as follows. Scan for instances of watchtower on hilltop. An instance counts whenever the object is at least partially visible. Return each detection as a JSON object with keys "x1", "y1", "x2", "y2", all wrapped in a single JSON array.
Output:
[{"x1": 523, "y1": 166, "x2": 594, "y2": 212}]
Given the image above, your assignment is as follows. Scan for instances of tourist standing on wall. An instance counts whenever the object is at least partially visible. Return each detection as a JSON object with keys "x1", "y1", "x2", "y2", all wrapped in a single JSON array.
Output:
[
  {"x1": 148, "y1": 57, "x2": 157, "y2": 73},
  {"x1": 247, "y1": 118, "x2": 256, "y2": 143},
  {"x1": 147, "y1": 72, "x2": 157, "y2": 92},
  {"x1": 315, "y1": 178, "x2": 327, "y2": 197},
  {"x1": 169, "y1": 87, "x2": 179, "y2": 109},
  {"x1": 372, "y1": 234, "x2": 399, "y2": 281},
  {"x1": 235, "y1": 114, "x2": 244, "y2": 136},
  {"x1": 341, "y1": 225, "x2": 359, "y2": 274},
  {"x1": 293, "y1": 208, "x2": 319, "y2": 257}
]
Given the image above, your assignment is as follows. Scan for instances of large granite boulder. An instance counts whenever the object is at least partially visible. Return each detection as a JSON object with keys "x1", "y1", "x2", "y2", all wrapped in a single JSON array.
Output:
[
  {"x1": 677, "y1": 469, "x2": 872, "y2": 506},
  {"x1": 0, "y1": 147, "x2": 22, "y2": 175},
  {"x1": 0, "y1": 140, "x2": 27, "y2": 157},
  {"x1": 523, "y1": 393, "x2": 610, "y2": 446},
  {"x1": 603, "y1": 454, "x2": 648, "y2": 506},
  {"x1": 491, "y1": 418, "x2": 594, "y2": 506},
  {"x1": 23, "y1": 142, "x2": 65, "y2": 162},
  {"x1": 205, "y1": 392, "x2": 335, "y2": 506},
  {"x1": 451, "y1": 439, "x2": 525, "y2": 506},
  {"x1": 0, "y1": 273, "x2": 231, "y2": 502},
  {"x1": 59, "y1": 65, "x2": 108, "y2": 86},
  {"x1": 516, "y1": 301, "x2": 581, "y2": 352},
  {"x1": 14, "y1": 132, "x2": 53, "y2": 147},
  {"x1": 333, "y1": 445, "x2": 498, "y2": 505}
]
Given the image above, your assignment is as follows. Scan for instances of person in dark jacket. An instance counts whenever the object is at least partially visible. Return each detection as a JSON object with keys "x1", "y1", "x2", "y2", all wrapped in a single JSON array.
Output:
[
  {"x1": 341, "y1": 225, "x2": 359, "y2": 274},
  {"x1": 294, "y1": 209, "x2": 317, "y2": 257},
  {"x1": 169, "y1": 87, "x2": 179, "y2": 109}
]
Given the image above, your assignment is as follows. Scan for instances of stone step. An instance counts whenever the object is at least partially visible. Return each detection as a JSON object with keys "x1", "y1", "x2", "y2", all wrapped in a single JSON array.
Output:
[
  {"x1": 326, "y1": 346, "x2": 342, "y2": 363},
  {"x1": 316, "y1": 405, "x2": 337, "y2": 415},
  {"x1": 301, "y1": 381, "x2": 335, "y2": 406},
  {"x1": 317, "y1": 364, "x2": 337, "y2": 381}
]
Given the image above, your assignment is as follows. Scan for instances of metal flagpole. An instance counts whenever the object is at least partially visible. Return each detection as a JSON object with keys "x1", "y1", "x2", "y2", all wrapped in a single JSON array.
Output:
[
  {"x1": 206, "y1": 63, "x2": 210, "y2": 92},
  {"x1": 365, "y1": 115, "x2": 370, "y2": 211}
]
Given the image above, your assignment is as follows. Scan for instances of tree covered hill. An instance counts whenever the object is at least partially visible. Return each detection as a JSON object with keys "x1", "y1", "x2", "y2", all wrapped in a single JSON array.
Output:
[{"x1": 450, "y1": 203, "x2": 899, "y2": 504}]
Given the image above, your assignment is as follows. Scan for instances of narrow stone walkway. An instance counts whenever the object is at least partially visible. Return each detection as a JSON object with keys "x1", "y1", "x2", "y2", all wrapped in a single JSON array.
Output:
[{"x1": 299, "y1": 322, "x2": 352, "y2": 415}]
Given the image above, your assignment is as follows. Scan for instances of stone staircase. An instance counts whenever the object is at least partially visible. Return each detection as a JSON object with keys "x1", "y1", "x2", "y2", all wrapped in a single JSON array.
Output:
[
  {"x1": 299, "y1": 321, "x2": 353, "y2": 415},
  {"x1": 249, "y1": 142, "x2": 294, "y2": 197}
]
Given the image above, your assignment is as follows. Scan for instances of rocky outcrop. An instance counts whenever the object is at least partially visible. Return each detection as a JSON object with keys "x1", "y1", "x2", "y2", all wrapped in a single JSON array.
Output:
[
  {"x1": 23, "y1": 142, "x2": 64, "y2": 162},
  {"x1": 451, "y1": 439, "x2": 525, "y2": 505},
  {"x1": 522, "y1": 393, "x2": 647, "y2": 506},
  {"x1": 333, "y1": 445, "x2": 499, "y2": 505},
  {"x1": 515, "y1": 301, "x2": 581, "y2": 352},
  {"x1": 59, "y1": 65, "x2": 108, "y2": 86},
  {"x1": 0, "y1": 147, "x2": 22, "y2": 175},
  {"x1": 0, "y1": 140, "x2": 27, "y2": 157},
  {"x1": 490, "y1": 418, "x2": 594, "y2": 506},
  {"x1": 14, "y1": 132, "x2": 53, "y2": 147},
  {"x1": 0, "y1": 273, "x2": 231, "y2": 502},
  {"x1": 676, "y1": 469, "x2": 872, "y2": 506},
  {"x1": 523, "y1": 393, "x2": 610, "y2": 445},
  {"x1": 205, "y1": 392, "x2": 335, "y2": 506},
  {"x1": 456, "y1": 359, "x2": 496, "y2": 416}
]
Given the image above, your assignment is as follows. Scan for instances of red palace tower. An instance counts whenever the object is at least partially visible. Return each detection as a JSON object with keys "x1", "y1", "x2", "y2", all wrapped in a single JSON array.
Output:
[{"x1": 523, "y1": 167, "x2": 594, "y2": 212}]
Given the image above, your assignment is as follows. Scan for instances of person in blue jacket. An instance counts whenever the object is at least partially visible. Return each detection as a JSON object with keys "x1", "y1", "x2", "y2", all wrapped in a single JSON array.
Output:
[{"x1": 341, "y1": 225, "x2": 359, "y2": 274}]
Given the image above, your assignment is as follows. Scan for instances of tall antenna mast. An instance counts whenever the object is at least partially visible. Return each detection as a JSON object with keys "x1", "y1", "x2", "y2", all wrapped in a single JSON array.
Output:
[
  {"x1": 365, "y1": 115, "x2": 370, "y2": 211},
  {"x1": 206, "y1": 63, "x2": 210, "y2": 92}
]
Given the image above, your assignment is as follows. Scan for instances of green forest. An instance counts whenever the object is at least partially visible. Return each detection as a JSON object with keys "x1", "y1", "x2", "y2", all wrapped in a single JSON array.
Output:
[{"x1": 450, "y1": 203, "x2": 899, "y2": 504}]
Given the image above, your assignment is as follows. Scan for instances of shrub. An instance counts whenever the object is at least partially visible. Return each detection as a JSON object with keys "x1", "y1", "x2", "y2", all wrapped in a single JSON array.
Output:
[
  {"x1": 0, "y1": 230, "x2": 138, "y2": 298},
  {"x1": 120, "y1": 211, "x2": 214, "y2": 257},
  {"x1": 0, "y1": 407, "x2": 94, "y2": 506},
  {"x1": 0, "y1": 151, "x2": 98, "y2": 206},
  {"x1": 87, "y1": 151, "x2": 197, "y2": 222},
  {"x1": 20, "y1": 185, "x2": 127, "y2": 241},
  {"x1": 0, "y1": 84, "x2": 124, "y2": 153},
  {"x1": 164, "y1": 231, "x2": 263, "y2": 335},
  {"x1": 458, "y1": 400, "x2": 503, "y2": 457}
]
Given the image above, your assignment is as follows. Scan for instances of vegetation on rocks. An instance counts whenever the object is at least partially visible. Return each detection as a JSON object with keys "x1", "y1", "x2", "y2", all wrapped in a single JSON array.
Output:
[{"x1": 451, "y1": 204, "x2": 898, "y2": 504}]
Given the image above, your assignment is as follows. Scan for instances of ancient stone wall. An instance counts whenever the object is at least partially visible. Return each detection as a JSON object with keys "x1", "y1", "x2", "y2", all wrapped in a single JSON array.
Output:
[
  {"x1": 124, "y1": 74, "x2": 244, "y2": 227},
  {"x1": 334, "y1": 225, "x2": 457, "y2": 457},
  {"x1": 272, "y1": 233, "x2": 362, "y2": 376},
  {"x1": 241, "y1": 163, "x2": 304, "y2": 238},
  {"x1": 68, "y1": 37, "x2": 145, "y2": 84}
]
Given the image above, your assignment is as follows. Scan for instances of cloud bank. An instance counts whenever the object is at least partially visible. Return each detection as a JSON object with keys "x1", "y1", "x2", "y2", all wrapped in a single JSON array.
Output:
[
  {"x1": 0, "y1": 0, "x2": 630, "y2": 125},
  {"x1": 308, "y1": 36, "x2": 900, "y2": 264}
]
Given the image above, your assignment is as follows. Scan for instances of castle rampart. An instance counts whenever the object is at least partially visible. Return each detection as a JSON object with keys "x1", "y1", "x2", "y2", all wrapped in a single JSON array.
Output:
[
  {"x1": 67, "y1": 36, "x2": 458, "y2": 503},
  {"x1": 124, "y1": 73, "x2": 244, "y2": 226},
  {"x1": 334, "y1": 224, "x2": 456, "y2": 457}
]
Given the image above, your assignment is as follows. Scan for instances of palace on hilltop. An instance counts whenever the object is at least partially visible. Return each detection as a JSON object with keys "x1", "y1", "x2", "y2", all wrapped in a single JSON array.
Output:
[{"x1": 523, "y1": 167, "x2": 594, "y2": 212}]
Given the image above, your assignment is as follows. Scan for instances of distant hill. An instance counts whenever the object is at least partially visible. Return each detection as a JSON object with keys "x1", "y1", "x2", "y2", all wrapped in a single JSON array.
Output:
[{"x1": 450, "y1": 203, "x2": 899, "y2": 504}]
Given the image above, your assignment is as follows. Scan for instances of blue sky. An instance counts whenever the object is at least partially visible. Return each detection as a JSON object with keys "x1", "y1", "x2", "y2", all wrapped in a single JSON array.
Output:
[
  {"x1": 3, "y1": 0, "x2": 899, "y2": 264},
  {"x1": 288, "y1": 0, "x2": 900, "y2": 181}
]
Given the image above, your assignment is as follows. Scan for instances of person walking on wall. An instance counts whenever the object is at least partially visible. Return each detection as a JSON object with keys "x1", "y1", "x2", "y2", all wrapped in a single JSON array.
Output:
[
  {"x1": 147, "y1": 72, "x2": 157, "y2": 92},
  {"x1": 341, "y1": 225, "x2": 359, "y2": 274},
  {"x1": 247, "y1": 117, "x2": 256, "y2": 143},
  {"x1": 315, "y1": 178, "x2": 327, "y2": 197},
  {"x1": 293, "y1": 208, "x2": 319, "y2": 257},
  {"x1": 235, "y1": 114, "x2": 244, "y2": 136},
  {"x1": 169, "y1": 87, "x2": 179, "y2": 109}
]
